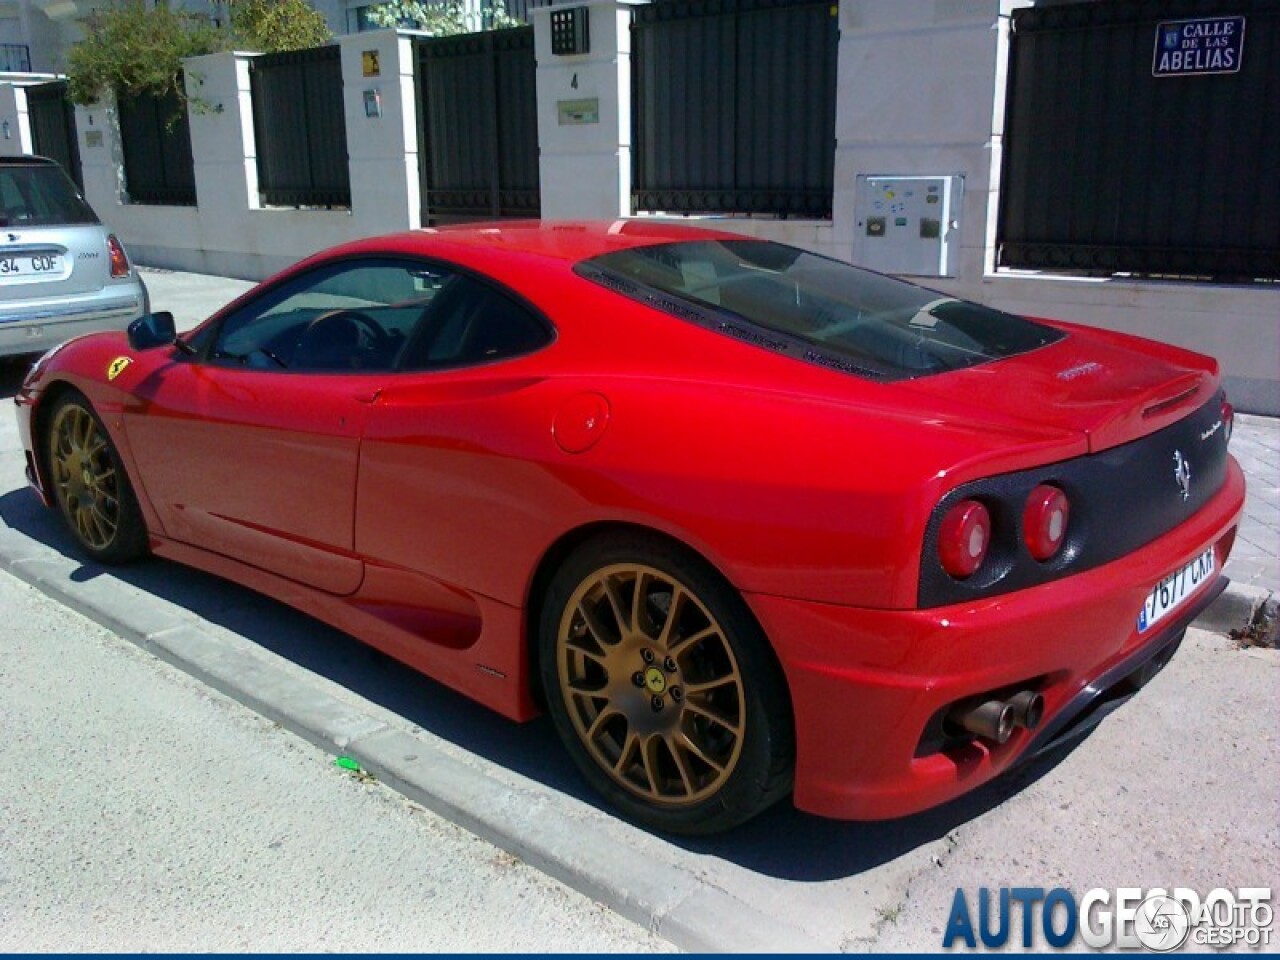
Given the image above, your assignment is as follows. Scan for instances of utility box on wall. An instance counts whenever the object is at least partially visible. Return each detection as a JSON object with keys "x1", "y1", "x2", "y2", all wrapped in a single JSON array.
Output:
[{"x1": 853, "y1": 175, "x2": 963, "y2": 277}]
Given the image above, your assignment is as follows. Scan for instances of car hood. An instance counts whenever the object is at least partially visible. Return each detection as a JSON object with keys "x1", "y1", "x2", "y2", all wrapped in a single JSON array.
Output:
[{"x1": 891, "y1": 320, "x2": 1219, "y2": 454}]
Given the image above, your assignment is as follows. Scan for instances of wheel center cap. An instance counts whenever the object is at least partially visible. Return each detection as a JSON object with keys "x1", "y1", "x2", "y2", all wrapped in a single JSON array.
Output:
[{"x1": 643, "y1": 666, "x2": 667, "y2": 695}]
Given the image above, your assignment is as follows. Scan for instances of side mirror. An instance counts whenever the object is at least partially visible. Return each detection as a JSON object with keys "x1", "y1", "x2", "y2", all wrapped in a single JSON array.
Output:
[{"x1": 127, "y1": 311, "x2": 177, "y2": 351}]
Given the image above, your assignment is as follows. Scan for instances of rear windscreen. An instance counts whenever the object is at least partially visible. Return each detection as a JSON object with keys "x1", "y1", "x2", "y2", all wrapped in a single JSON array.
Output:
[
  {"x1": 0, "y1": 164, "x2": 98, "y2": 227},
  {"x1": 577, "y1": 240, "x2": 1063, "y2": 380}
]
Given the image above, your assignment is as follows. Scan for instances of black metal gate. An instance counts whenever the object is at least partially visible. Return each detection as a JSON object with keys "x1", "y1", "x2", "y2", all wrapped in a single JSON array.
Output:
[
  {"x1": 632, "y1": 0, "x2": 837, "y2": 218},
  {"x1": 117, "y1": 86, "x2": 197, "y2": 206},
  {"x1": 998, "y1": 0, "x2": 1280, "y2": 281},
  {"x1": 416, "y1": 27, "x2": 540, "y2": 223},
  {"x1": 250, "y1": 45, "x2": 351, "y2": 208},
  {"x1": 26, "y1": 81, "x2": 83, "y2": 190}
]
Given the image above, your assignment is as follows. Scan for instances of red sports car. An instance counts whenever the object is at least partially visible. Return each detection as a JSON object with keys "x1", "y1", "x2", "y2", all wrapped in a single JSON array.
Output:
[{"x1": 15, "y1": 222, "x2": 1244, "y2": 834}]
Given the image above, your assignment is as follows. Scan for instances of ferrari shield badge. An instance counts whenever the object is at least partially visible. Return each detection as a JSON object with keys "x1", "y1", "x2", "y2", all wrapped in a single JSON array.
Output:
[{"x1": 107, "y1": 356, "x2": 132, "y2": 381}]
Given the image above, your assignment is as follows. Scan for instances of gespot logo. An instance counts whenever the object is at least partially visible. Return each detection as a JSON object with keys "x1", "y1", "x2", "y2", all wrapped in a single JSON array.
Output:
[{"x1": 942, "y1": 886, "x2": 1274, "y2": 951}]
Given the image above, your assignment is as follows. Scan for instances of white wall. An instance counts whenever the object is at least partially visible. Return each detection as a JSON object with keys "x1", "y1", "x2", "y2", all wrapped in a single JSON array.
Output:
[{"x1": 73, "y1": 30, "x2": 418, "y2": 281}]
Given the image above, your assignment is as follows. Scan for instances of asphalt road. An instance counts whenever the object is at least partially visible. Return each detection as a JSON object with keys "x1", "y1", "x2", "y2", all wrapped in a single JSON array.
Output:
[
  {"x1": 0, "y1": 569, "x2": 670, "y2": 952},
  {"x1": 1, "y1": 268, "x2": 1277, "y2": 951}
]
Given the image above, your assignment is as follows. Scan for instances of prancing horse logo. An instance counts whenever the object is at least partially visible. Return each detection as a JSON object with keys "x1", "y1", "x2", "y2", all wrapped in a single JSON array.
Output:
[{"x1": 1173, "y1": 450, "x2": 1191, "y2": 501}]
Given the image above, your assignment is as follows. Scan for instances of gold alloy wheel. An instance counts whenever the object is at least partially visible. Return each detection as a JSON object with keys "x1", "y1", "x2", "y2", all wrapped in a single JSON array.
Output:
[
  {"x1": 48, "y1": 403, "x2": 120, "y2": 551},
  {"x1": 556, "y1": 563, "x2": 746, "y2": 806}
]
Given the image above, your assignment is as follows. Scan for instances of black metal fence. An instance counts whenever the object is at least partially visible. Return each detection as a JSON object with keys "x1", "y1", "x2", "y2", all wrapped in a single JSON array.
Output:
[
  {"x1": 117, "y1": 86, "x2": 196, "y2": 206},
  {"x1": 632, "y1": 0, "x2": 837, "y2": 218},
  {"x1": 26, "y1": 81, "x2": 82, "y2": 190},
  {"x1": 416, "y1": 27, "x2": 540, "y2": 222},
  {"x1": 998, "y1": 0, "x2": 1280, "y2": 281},
  {"x1": 250, "y1": 45, "x2": 351, "y2": 208}
]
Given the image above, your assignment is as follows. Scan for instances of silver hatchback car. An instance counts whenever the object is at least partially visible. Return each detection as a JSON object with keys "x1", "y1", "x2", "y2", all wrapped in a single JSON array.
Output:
[{"x1": 0, "y1": 155, "x2": 148, "y2": 359}]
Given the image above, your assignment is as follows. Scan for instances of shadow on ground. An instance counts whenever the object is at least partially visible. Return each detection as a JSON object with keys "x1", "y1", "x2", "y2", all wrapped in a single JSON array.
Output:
[
  {"x1": 1, "y1": 356, "x2": 34, "y2": 399},
  {"x1": 0, "y1": 477, "x2": 1089, "y2": 884}
]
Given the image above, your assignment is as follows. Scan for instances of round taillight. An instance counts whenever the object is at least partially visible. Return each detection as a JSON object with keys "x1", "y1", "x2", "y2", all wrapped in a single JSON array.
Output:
[
  {"x1": 1221, "y1": 398, "x2": 1234, "y2": 444},
  {"x1": 938, "y1": 500, "x2": 991, "y2": 578},
  {"x1": 1023, "y1": 484, "x2": 1070, "y2": 561}
]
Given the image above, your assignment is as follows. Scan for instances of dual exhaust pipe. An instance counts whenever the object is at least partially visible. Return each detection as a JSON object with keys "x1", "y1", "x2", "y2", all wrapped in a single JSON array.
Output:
[{"x1": 950, "y1": 690, "x2": 1044, "y2": 745}]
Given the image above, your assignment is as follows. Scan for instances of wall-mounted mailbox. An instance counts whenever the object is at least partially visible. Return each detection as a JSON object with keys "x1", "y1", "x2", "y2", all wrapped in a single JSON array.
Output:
[
  {"x1": 551, "y1": 7, "x2": 590, "y2": 56},
  {"x1": 853, "y1": 174, "x2": 964, "y2": 277}
]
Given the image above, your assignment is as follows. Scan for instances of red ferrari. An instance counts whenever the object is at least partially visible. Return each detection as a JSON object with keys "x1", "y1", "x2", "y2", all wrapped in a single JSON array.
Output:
[{"x1": 15, "y1": 222, "x2": 1244, "y2": 834}]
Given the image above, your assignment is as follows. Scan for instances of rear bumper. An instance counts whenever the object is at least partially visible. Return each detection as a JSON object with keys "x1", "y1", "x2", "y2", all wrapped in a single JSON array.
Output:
[
  {"x1": 750, "y1": 455, "x2": 1246, "y2": 821},
  {"x1": 0, "y1": 282, "x2": 147, "y2": 358}
]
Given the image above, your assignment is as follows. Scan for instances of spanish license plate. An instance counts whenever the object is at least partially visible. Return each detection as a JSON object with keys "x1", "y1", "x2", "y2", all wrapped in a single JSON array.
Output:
[
  {"x1": 0, "y1": 253, "x2": 61, "y2": 279},
  {"x1": 1138, "y1": 546, "x2": 1216, "y2": 633}
]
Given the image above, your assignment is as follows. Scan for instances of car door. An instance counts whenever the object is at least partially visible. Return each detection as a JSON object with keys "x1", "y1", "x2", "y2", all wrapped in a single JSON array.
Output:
[
  {"x1": 123, "y1": 258, "x2": 433, "y2": 595},
  {"x1": 353, "y1": 270, "x2": 556, "y2": 604}
]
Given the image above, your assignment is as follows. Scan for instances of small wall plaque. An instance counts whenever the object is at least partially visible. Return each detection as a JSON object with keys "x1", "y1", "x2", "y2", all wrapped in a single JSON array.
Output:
[
  {"x1": 362, "y1": 50, "x2": 381, "y2": 77},
  {"x1": 85, "y1": 130, "x2": 104, "y2": 148},
  {"x1": 557, "y1": 98, "x2": 599, "y2": 125}
]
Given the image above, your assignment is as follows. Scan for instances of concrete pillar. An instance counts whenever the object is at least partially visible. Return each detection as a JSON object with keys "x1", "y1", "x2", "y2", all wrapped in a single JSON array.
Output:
[
  {"x1": 184, "y1": 52, "x2": 259, "y2": 214},
  {"x1": 0, "y1": 84, "x2": 34, "y2": 156},
  {"x1": 336, "y1": 28, "x2": 420, "y2": 232},
  {"x1": 531, "y1": 0, "x2": 639, "y2": 220},
  {"x1": 73, "y1": 98, "x2": 121, "y2": 213},
  {"x1": 833, "y1": 0, "x2": 1004, "y2": 280}
]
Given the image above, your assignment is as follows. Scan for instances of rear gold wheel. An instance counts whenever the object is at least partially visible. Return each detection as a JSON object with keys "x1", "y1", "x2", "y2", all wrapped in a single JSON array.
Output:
[
  {"x1": 540, "y1": 534, "x2": 792, "y2": 834},
  {"x1": 557, "y1": 563, "x2": 746, "y2": 807},
  {"x1": 45, "y1": 392, "x2": 148, "y2": 563}
]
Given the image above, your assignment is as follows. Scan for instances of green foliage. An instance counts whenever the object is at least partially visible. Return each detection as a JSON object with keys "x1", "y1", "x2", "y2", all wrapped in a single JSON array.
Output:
[
  {"x1": 65, "y1": 0, "x2": 334, "y2": 108},
  {"x1": 231, "y1": 0, "x2": 333, "y2": 53},
  {"x1": 66, "y1": 1, "x2": 223, "y2": 106},
  {"x1": 366, "y1": 0, "x2": 521, "y2": 36}
]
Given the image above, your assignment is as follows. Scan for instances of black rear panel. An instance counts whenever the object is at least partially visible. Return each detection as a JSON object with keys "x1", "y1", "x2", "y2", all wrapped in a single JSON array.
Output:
[{"x1": 918, "y1": 395, "x2": 1230, "y2": 608}]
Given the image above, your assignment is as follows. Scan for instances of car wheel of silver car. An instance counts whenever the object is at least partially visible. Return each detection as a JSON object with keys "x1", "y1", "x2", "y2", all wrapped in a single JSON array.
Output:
[
  {"x1": 539, "y1": 532, "x2": 794, "y2": 835},
  {"x1": 45, "y1": 391, "x2": 149, "y2": 563}
]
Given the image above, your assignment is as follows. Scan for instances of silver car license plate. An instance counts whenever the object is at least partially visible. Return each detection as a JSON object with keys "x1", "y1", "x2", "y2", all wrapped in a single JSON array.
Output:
[{"x1": 1137, "y1": 546, "x2": 1216, "y2": 633}]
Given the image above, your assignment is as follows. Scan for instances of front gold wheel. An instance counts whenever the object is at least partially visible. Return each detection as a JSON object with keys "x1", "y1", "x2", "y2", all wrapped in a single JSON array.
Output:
[
  {"x1": 44, "y1": 392, "x2": 148, "y2": 563},
  {"x1": 49, "y1": 401, "x2": 121, "y2": 551},
  {"x1": 557, "y1": 563, "x2": 746, "y2": 806}
]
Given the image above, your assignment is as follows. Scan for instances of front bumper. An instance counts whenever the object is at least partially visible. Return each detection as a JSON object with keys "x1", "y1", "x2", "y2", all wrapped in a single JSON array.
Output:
[{"x1": 750, "y1": 455, "x2": 1246, "y2": 821}]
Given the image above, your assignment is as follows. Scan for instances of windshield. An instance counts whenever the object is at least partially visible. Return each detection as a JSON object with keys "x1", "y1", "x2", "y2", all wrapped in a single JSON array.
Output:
[
  {"x1": 577, "y1": 240, "x2": 1062, "y2": 380},
  {"x1": 0, "y1": 163, "x2": 98, "y2": 228}
]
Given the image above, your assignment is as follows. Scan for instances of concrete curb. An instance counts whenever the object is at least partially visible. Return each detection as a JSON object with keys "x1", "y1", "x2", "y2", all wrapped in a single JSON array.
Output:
[{"x1": 0, "y1": 530, "x2": 827, "y2": 953}]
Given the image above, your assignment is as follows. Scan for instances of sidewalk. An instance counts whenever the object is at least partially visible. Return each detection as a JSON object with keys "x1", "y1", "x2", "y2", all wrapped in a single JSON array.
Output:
[{"x1": 1225, "y1": 412, "x2": 1279, "y2": 595}]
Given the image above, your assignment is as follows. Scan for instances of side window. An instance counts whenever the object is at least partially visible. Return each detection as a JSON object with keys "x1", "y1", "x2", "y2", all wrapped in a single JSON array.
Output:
[
  {"x1": 208, "y1": 259, "x2": 448, "y2": 372},
  {"x1": 399, "y1": 274, "x2": 551, "y2": 370}
]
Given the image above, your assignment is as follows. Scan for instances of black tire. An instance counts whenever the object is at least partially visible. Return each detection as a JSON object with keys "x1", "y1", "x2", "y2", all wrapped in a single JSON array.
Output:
[
  {"x1": 538, "y1": 532, "x2": 793, "y2": 835},
  {"x1": 44, "y1": 390, "x2": 149, "y2": 564}
]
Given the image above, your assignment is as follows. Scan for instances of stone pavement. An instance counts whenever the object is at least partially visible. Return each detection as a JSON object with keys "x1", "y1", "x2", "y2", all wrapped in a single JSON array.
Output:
[{"x1": 1225, "y1": 412, "x2": 1280, "y2": 596}]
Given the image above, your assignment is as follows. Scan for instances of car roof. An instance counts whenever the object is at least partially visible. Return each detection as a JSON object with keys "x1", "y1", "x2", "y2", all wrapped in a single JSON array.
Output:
[{"x1": 323, "y1": 220, "x2": 749, "y2": 268}]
